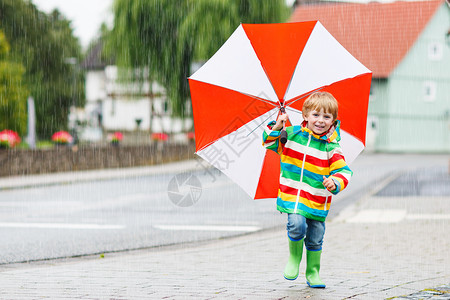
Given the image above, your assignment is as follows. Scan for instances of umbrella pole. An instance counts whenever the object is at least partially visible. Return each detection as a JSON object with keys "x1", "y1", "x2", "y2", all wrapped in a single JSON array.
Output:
[{"x1": 280, "y1": 106, "x2": 287, "y2": 144}]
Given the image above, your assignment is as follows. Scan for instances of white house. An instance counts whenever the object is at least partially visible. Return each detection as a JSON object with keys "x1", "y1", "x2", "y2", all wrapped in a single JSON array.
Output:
[{"x1": 80, "y1": 41, "x2": 192, "y2": 142}]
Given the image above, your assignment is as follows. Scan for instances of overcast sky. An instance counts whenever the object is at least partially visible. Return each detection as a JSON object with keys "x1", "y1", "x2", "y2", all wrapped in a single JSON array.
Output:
[
  {"x1": 32, "y1": 0, "x2": 409, "y2": 51},
  {"x1": 31, "y1": 0, "x2": 302, "y2": 50},
  {"x1": 32, "y1": 0, "x2": 114, "y2": 50}
]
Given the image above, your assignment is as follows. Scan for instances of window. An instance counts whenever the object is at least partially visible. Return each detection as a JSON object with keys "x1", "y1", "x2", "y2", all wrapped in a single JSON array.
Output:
[
  {"x1": 110, "y1": 99, "x2": 116, "y2": 115},
  {"x1": 367, "y1": 115, "x2": 378, "y2": 130},
  {"x1": 423, "y1": 81, "x2": 437, "y2": 102},
  {"x1": 369, "y1": 81, "x2": 376, "y2": 102},
  {"x1": 428, "y1": 42, "x2": 443, "y2": 61}
]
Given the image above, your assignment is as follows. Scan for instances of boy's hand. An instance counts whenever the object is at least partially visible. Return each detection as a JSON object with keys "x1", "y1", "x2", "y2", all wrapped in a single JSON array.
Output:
[
  {"x1": 323, "y1": 176, "x2": 336, "y2": 191},
  {"x1": 273, "y1": 113, "x2": 288, "y2": 131}
]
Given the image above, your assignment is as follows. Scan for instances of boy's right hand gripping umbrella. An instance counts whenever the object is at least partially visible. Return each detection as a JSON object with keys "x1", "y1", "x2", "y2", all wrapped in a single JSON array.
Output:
[{"x1": 188, "y1": 21, "x2": 372, "y2": 200}]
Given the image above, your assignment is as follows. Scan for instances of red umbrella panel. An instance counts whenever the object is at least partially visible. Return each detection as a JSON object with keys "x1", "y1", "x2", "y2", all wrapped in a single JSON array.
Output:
[{"x1": 189, "y1": 21, "x2": 372, "y2": 199}]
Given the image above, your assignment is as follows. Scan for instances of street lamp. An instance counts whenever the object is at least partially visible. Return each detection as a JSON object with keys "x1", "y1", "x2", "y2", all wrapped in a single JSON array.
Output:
[
  {"x1": 64, "y1": 57, "x2": 77, "y2": 107},
  {"x1": 64, "y1": 57, "x2": 78, "y2": 145}
]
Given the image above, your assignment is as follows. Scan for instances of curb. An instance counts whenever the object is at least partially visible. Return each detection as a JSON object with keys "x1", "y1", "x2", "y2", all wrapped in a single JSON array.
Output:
[{"x1": 0, "y1": 159, "x2": 206, "y2": 191}]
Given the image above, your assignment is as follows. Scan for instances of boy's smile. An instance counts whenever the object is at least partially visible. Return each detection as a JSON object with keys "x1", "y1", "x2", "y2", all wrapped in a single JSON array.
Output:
[{"x1": 304, "y1": 109, "x2": 334, "y2": 135}]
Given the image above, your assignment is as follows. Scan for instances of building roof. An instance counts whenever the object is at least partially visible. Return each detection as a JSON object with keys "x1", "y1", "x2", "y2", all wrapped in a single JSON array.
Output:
[
  {"x1": 81, "y1": 40, "x2": 114, "y2": 70},
  {"x1": 290, "y1": 0, "x2": 443, "y2": 77}
]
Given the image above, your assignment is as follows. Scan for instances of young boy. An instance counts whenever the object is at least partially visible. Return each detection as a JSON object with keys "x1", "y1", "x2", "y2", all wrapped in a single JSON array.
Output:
[{"x1": 262, "y1": 92, "x2": 352, "y2": 288}]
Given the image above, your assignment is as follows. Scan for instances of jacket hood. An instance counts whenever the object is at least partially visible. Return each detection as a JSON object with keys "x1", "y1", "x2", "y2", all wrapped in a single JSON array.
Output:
[{"x1": 300, "y1": 120, "x2": 341, "y2": 143}]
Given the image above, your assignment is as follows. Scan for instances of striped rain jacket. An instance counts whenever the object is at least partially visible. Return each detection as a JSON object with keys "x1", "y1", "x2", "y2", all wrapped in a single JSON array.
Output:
[{"x1": 262, "y1": 120, "x2": 352, "y2": 222}]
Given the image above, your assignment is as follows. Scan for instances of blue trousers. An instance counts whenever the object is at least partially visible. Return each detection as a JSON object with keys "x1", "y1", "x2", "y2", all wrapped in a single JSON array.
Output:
[{"x1": 286, "y1": 213, "x2": 325, "y2": 251}]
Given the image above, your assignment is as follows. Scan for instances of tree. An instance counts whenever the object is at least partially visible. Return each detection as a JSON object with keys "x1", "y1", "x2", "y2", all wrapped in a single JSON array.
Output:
[
  {"x1": 0, "y1": 0, "x2": 83, "y2": 138},
  {"x1": 0, "y1": 30, "x2": 27, "y2": 135},
  {"x1": 107, "y1": 0, "x2": 289, "y2": 121}
]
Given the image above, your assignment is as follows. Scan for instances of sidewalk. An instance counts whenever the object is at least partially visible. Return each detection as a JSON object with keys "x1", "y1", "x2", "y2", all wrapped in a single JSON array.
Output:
[
  {"x1": 0, "y1": 159, "x2": 204, "y2": 190},
  {"x1": 0, "y1": 155, "x2": 449, "y2": 299},
  {"x1": 0, "y1": 198, "x2": 448, "y2": 299}
]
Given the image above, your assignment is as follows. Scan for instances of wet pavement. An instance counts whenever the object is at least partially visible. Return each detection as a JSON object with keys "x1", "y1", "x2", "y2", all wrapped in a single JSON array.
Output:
[
  {"x1": 376, "y1": 166, "x2": 450, "y2": 197},
  {"x1": 390, "y1": 284, "x2": 450, "y2": 299},
  {"x1": 0, "y1": 153, "x2": 448, "y2": 299},
  {"x1": 0, "y1": 165, "x2": 281, "y2": 264}
]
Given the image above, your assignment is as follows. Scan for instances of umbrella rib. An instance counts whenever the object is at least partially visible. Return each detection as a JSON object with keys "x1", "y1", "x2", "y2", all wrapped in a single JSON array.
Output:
[
  {"x1": 284, "y1": 106, "x2": 303, "y2": 115},
  {"x1": 240, "y1": 92, "x2": 278, "y2": 107},
  {"x1": 245, "y1": 109, "x2": 279, "y2": 137},
  {"x1": 195, "y1": 105, "x2": 277, "y2": 153}
]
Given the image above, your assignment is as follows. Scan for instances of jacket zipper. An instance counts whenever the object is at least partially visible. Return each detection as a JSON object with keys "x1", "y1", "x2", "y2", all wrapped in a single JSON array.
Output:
[
  {"x1": 324, "y1": 143, "x2": 330, "y2": 211},
  {"x1": 294, "y1": 134, "x2": 311, "y2": 214}
]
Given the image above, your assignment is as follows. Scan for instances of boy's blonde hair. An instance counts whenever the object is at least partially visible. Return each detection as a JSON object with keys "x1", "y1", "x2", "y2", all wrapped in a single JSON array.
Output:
[{"x1": 302, "y1": 92, "x2": 338, "y2": 121}]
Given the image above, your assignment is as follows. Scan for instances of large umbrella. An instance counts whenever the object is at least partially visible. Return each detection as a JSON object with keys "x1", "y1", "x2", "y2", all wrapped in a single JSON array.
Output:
[
  {"x1": 188, "y1": 21, "x2": 372, "y2": 200},
  {"x1": 0, "y1": 129, "x2": 21, "y2": 148},
  {"x1": 51, "y1": 131, "x2": 73, "y2": 144}
]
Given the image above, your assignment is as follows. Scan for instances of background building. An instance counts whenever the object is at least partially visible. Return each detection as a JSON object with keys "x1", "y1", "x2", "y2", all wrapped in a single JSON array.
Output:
[
  {"x1": 291, "y1": 0, "x2": 450, "y2": 152},
  {"x1": 81, "y1": 41, "x2": 193, "y2": 143}
]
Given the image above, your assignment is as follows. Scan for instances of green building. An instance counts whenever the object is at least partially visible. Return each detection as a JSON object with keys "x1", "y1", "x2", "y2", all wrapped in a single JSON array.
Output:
[{"x1": 292, "y1": 0, "x2": 450, "y2": 152}]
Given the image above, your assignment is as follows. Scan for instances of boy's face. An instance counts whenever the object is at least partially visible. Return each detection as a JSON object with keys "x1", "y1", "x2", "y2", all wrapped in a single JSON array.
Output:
[{"x1": 304, "y1": 109, "x2": 334, "y2": 135}]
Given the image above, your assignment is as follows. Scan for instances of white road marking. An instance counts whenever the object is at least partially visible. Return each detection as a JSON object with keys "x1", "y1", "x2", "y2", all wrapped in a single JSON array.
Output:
[
  {"x1": 344, "y1": 209, "x2": 450, "y2": 223},
  {"x1": 154, "y1": 225, "x2": 261, "y2": 232},
  {"x1": 0, "y1": 201, "x2": 83, "y2": 207},
  {"x1": 0, "y1": 222, "x2": 125, "y2": 229},
  {"x1": 346, "y1": 209, "x2": 407, "y2": 223},
  {"x1": 406, "y1": 214, "x2": 450, "y2": 220}
]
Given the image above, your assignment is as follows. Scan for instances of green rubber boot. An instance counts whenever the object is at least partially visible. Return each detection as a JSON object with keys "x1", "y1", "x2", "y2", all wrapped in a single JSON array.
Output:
[
  {"x1": 305, "y1": 249, "x2": 326, "y2": 288},
  {"x1": 283, "y1": 238, "x2": 304, "y2": 280}
]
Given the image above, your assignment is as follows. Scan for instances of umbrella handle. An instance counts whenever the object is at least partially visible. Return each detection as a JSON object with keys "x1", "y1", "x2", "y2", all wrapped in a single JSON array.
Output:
[
  {"x1": 279, "y1": 106, "x2": 287, "y2": 144},
  {"x1": 280, "y1": 129, "x2": 287, "y2": 144}
]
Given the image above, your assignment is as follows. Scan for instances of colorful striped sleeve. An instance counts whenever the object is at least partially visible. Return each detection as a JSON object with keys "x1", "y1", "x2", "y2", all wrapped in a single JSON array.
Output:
[
  {"x1": 327, "y1": 143, "x2": 352, "y2": 195},
  {"x1": 262, "y1": 121, "x2": 283, "y2": 155}
]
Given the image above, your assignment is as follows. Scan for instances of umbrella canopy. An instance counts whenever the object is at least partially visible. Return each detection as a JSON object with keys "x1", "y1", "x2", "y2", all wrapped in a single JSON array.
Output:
[
  {"x1": 108, "y1": 132, "x2": 123, "y2": 142},
  {"x1": 0, "y1": 130, "x2": 21, "y2": 148},
  {"x1": 151, "y1": 132, "x2": 169, "y2": 141},
  {"x1": 189, "y1": 21, "x2": 372, "y2": 200},
  {"x1": 51, "y1": 131, "x2": 73, "y2": 144}
]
